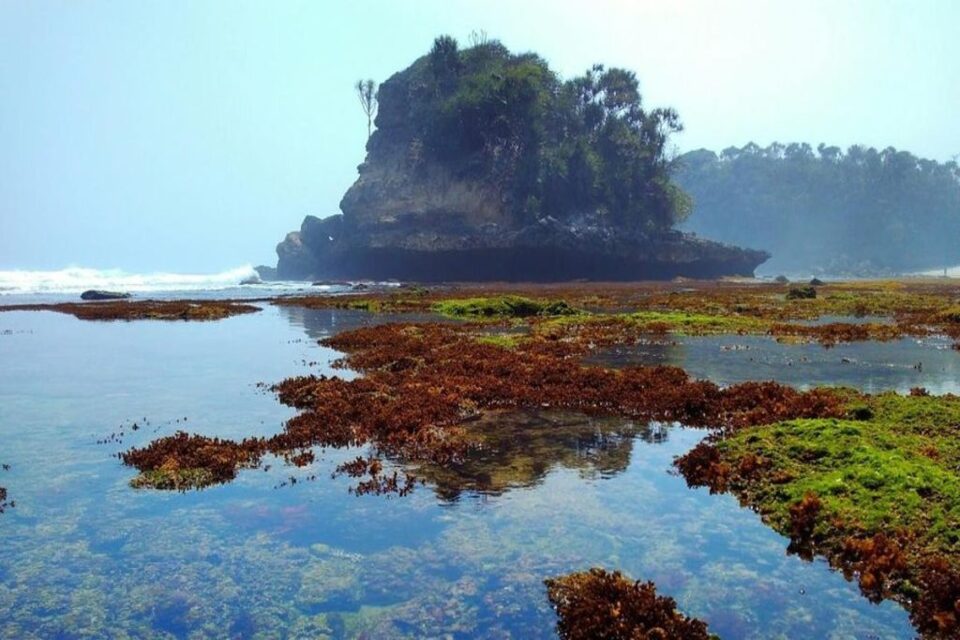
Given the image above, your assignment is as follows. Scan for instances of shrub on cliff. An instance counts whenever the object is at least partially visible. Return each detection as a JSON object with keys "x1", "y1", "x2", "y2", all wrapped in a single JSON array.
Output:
[{"x1": 370, "y1": 36, "x2": 688, "y2": 232}]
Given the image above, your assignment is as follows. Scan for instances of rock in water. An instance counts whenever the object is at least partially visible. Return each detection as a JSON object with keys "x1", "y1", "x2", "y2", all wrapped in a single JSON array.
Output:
[
  {"x1": 273, "y1": 39, "x2": 769, "y2": 282},
  {"x1": 80, "y1": 290, "x2": 132, "y2": 301},
  {"x1": 253, "y1": 265, "x2": 278, "y2": 281}
]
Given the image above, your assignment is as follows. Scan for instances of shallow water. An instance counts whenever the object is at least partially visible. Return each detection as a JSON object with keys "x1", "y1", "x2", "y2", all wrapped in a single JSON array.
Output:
[
  {"x1": 590, "y1": 332, "x2": 960, "y2": 395},
  {"x1": 0, "y1": 306, "x2": 915, "y2": 638}
]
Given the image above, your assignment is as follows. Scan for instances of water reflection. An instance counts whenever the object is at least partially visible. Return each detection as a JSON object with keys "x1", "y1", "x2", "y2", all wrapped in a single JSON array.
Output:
[
  {"x1": 590, "y1": 333, "x2": 960, "y2": 394},
  {"x1": 407, "y1": 410, "x2": 668, "y2": 502},
  {"x1": 278, "y1": 305, "x2": 449, "y2": 343}
]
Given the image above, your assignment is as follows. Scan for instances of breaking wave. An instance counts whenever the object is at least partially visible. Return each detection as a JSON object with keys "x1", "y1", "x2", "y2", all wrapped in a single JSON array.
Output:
[{"x1": 0, "y1": 265, "x2": 260, "y2": 295}]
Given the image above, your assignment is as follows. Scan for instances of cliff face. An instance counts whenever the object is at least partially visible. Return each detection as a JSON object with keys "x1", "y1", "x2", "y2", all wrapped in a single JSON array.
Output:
[{"x1": 275, "y1": 40, "x2": 769, "y2": 281}]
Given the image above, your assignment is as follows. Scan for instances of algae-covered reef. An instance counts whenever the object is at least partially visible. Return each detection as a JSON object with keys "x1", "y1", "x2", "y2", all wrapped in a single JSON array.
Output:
[
  {"x1": 676, "y1": 392, "x2": 960, "y2": 638},
  {"x1": 119, "y1": 279, "x2": 960, "y2": 637},
  {"x1": 275, "y1": 37, "x2": 767, "y2": 281},
  {"x1": 0, "y1": 299, "x2": 262, "y2": 321},
  {"x1": 276, "y1": 278, "x2": 960, "y2": 347},
  {"x1": 545, "y1": 569, "x2": 719, "y2": 640},
  {"x1": 121, "y1": 320, "x2": 841, "y2": 494}
]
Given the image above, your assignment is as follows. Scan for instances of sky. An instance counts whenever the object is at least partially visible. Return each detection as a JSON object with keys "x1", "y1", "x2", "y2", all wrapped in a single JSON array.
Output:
[{"x1": 1, "y1": 0, "x2": 958, "y2": 272}]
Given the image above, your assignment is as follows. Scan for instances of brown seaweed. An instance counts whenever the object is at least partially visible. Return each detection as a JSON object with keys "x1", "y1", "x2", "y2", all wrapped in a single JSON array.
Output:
[
  {"x1": 122, "y1": 321, "x2": 844, "y2": 493},
  {"x1": 544, "y1": 568, "x2": 718, "y2": 640},
  {"x1": 0, "y1": 300, "x2": 261, "y2": 321}
]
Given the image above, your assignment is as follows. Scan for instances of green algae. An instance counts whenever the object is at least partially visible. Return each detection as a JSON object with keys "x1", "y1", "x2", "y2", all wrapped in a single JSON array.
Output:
[
  {"x1": 475, "y1": 333, "x2": 524, "y2": 349},
  {"x1": 627, "y1": 310, "x2": 767, "y2": 335},
  {"x1": 688, "y1": 392, "x2": 960, "y2": 622},
  {"x1": 714, "y1": 411, "x2": 960, "y2": 547},
  {"x1": 129, "y1": 467, "x2": 220, "y2": 491},
  {"x1": 433, "y1": 296, "x2": 577, "y2": 319}
]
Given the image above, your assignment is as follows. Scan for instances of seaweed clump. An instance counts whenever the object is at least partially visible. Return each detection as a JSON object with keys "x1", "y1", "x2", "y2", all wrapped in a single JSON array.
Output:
[
  {"x1": 545, "y1": 568, "x2": 718, "y2": 640},
  {"x1": 432, "y1": 295, "x2": 578, "y2": 319},
  {"x1": 122, "y1": 432, "x2": 264, "y2": 490},
  {"x1": 1, "y1": 300, "x2": 261, "y2": 321}
]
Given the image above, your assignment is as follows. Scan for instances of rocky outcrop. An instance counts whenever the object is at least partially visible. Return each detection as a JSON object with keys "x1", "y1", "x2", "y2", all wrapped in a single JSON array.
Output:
[
  {"x1": 81, "y1": 290, "x2": 131, "y2": 301},
  {"x1": 274, "y1": 43, "x2": 768, "y2": 282},
  {"x1": 275, "y1": 139, "x2": 769, "y2": 281}
]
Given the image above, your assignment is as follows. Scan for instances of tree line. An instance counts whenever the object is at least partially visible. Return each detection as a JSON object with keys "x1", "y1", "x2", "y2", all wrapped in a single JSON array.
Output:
[{"x1": 675, "y1": 143, "x2": 960, "y2": 274}]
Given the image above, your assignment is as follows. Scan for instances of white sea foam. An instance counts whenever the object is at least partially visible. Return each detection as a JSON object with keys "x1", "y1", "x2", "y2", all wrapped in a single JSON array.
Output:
[
  {"x1": 0, "y1": 265, "x2": 260, "y2": 295},
  {"x1": 918, "y1": 265, "x2": 960, "y2": 278}
]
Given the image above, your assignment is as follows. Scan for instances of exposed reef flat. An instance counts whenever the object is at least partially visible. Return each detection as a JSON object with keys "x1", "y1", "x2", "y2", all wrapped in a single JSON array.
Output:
[
  {"x1": 273, "y1": 278, "x2": 960, "y2": 348},
  {"x1": 0, "y1": 299, "x2": 262, "y2": 321}
]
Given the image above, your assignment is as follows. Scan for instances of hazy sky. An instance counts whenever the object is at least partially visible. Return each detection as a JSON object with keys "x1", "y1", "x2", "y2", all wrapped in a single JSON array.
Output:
[{"x1": 2, "y1": 0, "x2": 958, "y2": 272}]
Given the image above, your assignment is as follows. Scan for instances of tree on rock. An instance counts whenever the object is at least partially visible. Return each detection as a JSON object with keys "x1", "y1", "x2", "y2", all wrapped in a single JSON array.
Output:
[{"x1": 355, "y1": 79, "x2": 378, "y2": 140}]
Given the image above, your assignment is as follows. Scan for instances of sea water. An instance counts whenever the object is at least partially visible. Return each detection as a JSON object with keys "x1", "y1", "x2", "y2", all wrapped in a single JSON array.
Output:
[{"x1": 0, "y1": 304, "x2": 921, "y2": 638}]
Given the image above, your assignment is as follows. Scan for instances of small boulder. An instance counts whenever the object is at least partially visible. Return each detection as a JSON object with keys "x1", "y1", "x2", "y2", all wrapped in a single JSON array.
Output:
[
  {"x1": 80, "y1": 290, "x2": 131, "y2": 301},
  {"x1": 809, "y1": 277, "x2": 825, "y2": 286},
  {"x1": 774, "y1": 275, "x2": 790, "y2": 284}
]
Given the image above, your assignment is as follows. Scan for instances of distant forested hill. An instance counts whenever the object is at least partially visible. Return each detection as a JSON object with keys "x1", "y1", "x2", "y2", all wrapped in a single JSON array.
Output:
[{"x1": 674, "y1": 144, "x2": 960, "y2": 275}]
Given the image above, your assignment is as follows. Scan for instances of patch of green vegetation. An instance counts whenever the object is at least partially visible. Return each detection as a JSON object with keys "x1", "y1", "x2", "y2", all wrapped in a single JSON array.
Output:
[
  {"x1": 475, "y1": 334, "x2": 524, "y2": 349},
  {"x1": 810, "y1": 289, "x2": 944, "y2": 318},
  {"x1": 628, "y1": 310, "x2": 767, "y2": 335},
  {"x1": 433, "y1": 296, "x2": 577, "y2": 319},
  {"x1": 714, "y1": 392, "x2": 960, "y2": 551},
  {"x1": 130, "y1": 467, "x2": 220, "y2": 491}
]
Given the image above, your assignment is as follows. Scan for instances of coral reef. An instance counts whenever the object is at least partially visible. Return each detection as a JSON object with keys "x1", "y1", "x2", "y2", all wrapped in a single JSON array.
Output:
[{"x1": 545, "y1": 568, "x2": 718, "y2": 640}]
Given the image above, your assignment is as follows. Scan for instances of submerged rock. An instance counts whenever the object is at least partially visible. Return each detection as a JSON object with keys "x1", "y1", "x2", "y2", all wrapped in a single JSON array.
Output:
[{"x1": 80, "y1": 289, "x2": 131, "y2": 301}]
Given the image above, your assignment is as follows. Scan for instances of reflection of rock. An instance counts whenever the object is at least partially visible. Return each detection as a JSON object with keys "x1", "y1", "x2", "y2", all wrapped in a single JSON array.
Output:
[
  {"x1": 405, "y1": 410, "x2": 652, "y2": 502},
  {"x1": 276, "y1": 305, "x2": 445, "y2": 344}
]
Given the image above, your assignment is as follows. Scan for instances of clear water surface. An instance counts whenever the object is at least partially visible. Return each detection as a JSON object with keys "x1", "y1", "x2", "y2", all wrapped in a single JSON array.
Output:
[{"x1": 0, "y1": 304, "x2": 925, "y2": 638}]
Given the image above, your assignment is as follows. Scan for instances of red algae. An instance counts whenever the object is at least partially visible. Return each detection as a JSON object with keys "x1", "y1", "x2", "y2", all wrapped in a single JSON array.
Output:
[
  {"x1": 913, "y1": 557, "x2": 960, "y2": 637},
  {"x1": 841, "y1": 533, "x2": 910, "y2": 602},
  {"x1": 1, "y1": 300, "x2": 261, "y2": 321},
  {"x1": 545, "y1": 568, "x2": 718, "y2": 640},
  {"x1": 122, "y1": 320, "x2": 843, "y2": 494},
  {"x1": 121, "y1": 431, "x2": 265, "y2": 489}
]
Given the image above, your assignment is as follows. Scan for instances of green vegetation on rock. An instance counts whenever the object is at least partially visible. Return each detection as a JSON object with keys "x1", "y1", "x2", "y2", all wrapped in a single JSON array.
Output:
[
  {"x1": 676, "y1": 144, "x2": 960, "y2": 274},
  {"x1": 376, "y1": 36, "x2": 689, "y2": 230},
  {"x1": 433, "y1": 296, "x2": 576, "y2": 319}
]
